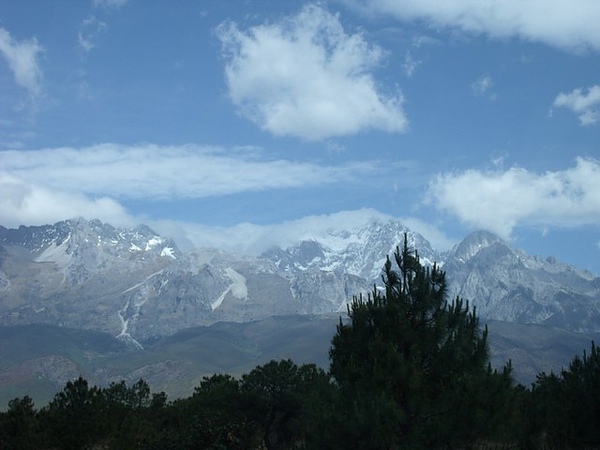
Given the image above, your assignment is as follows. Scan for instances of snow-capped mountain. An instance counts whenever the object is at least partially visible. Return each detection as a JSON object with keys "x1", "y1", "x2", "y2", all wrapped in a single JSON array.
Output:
[
  {"x1": 1, "y1": 218, "x2": 599, "y2": 347},
  {"x1": 0, "y1": 219, "x2": 369, "y2": 345},
  {"x1": 0, "y1": 218, "x2": 182, "y2": 347},
  {"x1": 266, "y1": 224, "x2": 600, "y2": 333},
  {"x1": 260, "y1": 217, "x2": 438, "y2": 282}
]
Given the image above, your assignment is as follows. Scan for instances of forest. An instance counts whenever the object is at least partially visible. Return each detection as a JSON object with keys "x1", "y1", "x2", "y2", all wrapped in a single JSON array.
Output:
[{"x1": 1, "y1": 238, "x2": 599, "y2": 449}]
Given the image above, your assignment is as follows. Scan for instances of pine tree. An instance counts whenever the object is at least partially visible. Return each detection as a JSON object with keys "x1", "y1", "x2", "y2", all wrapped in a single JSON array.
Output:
[
  {"x1": 329, "y1": 235, "x2": 508, "y2": 449},
  {"x1": 533, "y1": 341, "x2": 600, "y2": 448},
  {"x1": 41, "y1": 377, "x2": 104, "y2": 450}
]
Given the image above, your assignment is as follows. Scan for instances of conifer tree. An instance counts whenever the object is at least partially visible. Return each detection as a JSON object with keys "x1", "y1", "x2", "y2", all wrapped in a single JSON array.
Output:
[
  {"x1": 329, "y1": 235, "x2": 508, "y2": 449},
  {"x1": 42, "y1": 377, "x2": 104, "y2": 450},
  {"x1": 533, "y1": 341, "x2": 600, "y2": 448}
]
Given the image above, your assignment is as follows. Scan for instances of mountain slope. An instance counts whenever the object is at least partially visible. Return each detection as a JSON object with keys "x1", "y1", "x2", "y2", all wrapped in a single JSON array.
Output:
[
  {"x1": 2, "y1": 317, "x2": 598, "y2": 409},
  {"x1": 1, "y1": 218, "x2": 600, "y2": 344},
  {"x1": 262, "y1": 223, "x2": 600, "y2": 332},
  {"x1": 443, "y1": 231, "x2": 600, "y2": 332},
  {"x1": 0, "y1": 220, "x2": 368, "y2": 342}
]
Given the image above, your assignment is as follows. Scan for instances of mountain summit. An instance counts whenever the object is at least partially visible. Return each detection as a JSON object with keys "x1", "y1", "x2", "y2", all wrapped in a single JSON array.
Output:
[
  {"x1": 260, "y1": 217, "x2": 438, "y2": 282},
  {"x1": 1, "y1": 218, "x2": 599, "y2": 345}
]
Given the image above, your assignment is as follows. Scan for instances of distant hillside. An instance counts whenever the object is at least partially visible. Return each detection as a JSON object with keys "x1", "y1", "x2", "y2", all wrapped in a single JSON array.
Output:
[{"x1": 1, "y1": 316, "x2": 599, "y2": 409}]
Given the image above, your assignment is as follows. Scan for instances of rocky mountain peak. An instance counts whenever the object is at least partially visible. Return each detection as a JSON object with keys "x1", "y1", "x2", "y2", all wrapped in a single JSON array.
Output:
[
  {"x1": 2, "y1": 217, "x2": 600, "y2": 344},
  {"x1": 290, "y1": 240, "x2": 326, "y2": 266},
  {"x1": 260, "y1": 217, "x2": 439, "y2": 282},
  {"x1": 450, "y1": 230, "x2": 505, "y2": 263},
  {"x1": 0, "y1": 222, "x2": 71, "y2": 251},
  {"x1": 1, "y1": 218, "x2": 181, "y2": 282}
]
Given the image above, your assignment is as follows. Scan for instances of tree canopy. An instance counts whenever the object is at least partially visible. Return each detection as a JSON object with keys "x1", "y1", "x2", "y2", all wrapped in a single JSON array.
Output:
[{"x1": 329, "y1": 235, "x2": 510, "y2": 448}]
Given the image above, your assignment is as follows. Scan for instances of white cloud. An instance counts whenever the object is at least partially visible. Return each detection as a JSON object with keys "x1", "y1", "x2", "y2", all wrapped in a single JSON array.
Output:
[
  {"x1": 0, "y1": 173, "x2": 133, "y2": 229},
  {"x1": 0, "y1": 27, "x2": 43, "y2": 99},
  {"x1": 554, "y1": 85, "x2": 600, "y2": 126},
  {"x1": 217, "y1": 4, "x2": 408, "y2": 140},
  {"x1": 168, "y1": 208, "x2": 455, "y2": 256},
  {"x1": 400, "y1": 217, "x2": 457, "y2": 251},
  {"x1": 426, "y1": 157, "x2": 600, "y2": 240},
  {"x1": 0, "y1": 143, "x2": 376, "y2": 199},
  {"x1": 348, "y1": 0, "x2": 600, "y2": 52}
]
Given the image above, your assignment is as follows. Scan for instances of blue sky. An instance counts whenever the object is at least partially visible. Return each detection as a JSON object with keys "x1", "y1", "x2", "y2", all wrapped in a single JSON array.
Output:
[{"x1": 1, "y1": 0, "x2": 600, "y2": 273}]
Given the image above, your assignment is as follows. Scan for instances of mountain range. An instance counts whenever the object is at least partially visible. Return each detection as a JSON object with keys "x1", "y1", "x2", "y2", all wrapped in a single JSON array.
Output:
[{"x1": 1, "y1": 217, "x2": 599, "y2": 405}]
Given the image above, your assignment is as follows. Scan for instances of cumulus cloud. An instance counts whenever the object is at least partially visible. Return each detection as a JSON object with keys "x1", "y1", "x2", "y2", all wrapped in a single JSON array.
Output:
[
  {"x1": 0, "y1": 27, "x2": 43, "y2": 99},
  {"x1": 554, "y1": 85, "x2": 600, "y2": 125},
  {"x1": 0, "y1": 144, "x2": 376, "y2": 201},
  {"x1": 426, "y1": 157, "x2": 600, "y2": 239},
  {"x1": 217, "y1": 4, "x2": 408, "y2": 140},
  {"x1": 0, "y1": 173, "x2": 133, "y2": 228},
  {"x1": 348, "y1": 0, "x2": 600, "y2": 52}
]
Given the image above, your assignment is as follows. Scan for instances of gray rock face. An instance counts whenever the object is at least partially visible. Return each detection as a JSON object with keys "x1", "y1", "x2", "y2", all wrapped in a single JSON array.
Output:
[
  {"x1": 0, "y1": 219, "x2": 180, "y2": 343},
  {"x1": 443, "y1": 231, "x2": 600, "y2": 332},
  {"x1": 1, "y1": 218, "x2": 599, "y2": 345},
  {"x1": 0, "y1": 220, "x2": 368, "y2": 343}
]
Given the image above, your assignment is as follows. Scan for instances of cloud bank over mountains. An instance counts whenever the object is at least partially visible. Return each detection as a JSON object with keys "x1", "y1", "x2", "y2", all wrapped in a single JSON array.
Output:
[
  {"x1": 0, "y1": 143, "x2": 378, "y2": 228},
  {"x1": 2, "y1": 140, "x2": 598, "y2": 256},
  {"x1": 427, "y1": 157, "x2": 600, "y2": 240}
]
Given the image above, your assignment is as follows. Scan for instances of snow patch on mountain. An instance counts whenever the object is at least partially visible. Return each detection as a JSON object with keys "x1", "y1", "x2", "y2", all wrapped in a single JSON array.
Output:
[
  {"x1": 211, "y1": 267, "x2": 248, "y2": 311},
  {"x1": 116, "y1": 300, "x2": 144, "y2": 350},
  {"x1": 226, "y1": 268, "x2": 248, "y2": 299},
  {"x1": 450, "y1": 230, "x2": 503, "y2": 263},
  {"x1": 145, "y1": 236, "x2": 164, "y2": 251},
  {"x1": 161, "y1": 247, "x2": 176, "y2": 259},
  {"x1": 34, "y1": 238, "x2": 72, "y2": 268}
]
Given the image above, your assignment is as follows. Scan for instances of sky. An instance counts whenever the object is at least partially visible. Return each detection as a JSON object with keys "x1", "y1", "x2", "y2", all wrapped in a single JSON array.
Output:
[{"x1": 1, "y1": 0, "x2": 600, "y2": 274}]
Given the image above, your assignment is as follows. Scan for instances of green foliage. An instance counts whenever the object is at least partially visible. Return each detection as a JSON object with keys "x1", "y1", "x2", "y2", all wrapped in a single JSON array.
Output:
[
  {"x1": 41, "y1": 376, "x2": 104, "y2": 449},
  {"x1": 31, "y1": 377, "x2": 167, "y2": 450},
  {"x1": 0, "y1": 395, "x2": 42, "y2": 450},
  {"x1": 241, "y1": 359, "x2": 331, "y2": 449},
  {"x1": 531, "y1": 341, "x2": 600, "y2": 449},
  {"x1": 329, "y1": 236, "x2": 511, "y2": 448}
]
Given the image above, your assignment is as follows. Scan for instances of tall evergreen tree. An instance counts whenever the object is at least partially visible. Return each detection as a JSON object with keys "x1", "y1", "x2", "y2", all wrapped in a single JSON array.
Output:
[
  {"x1": 241, "y1": 359, "x2": 331, "y2": 450},
  {"x1": 532, "y1": 341, "x2": 600, "y2": 448},
  {"x1": 0, "y1": 395, "x2": 42, "y2": 450},
  {"x1": 41, "y1": 376, "x2": 104, "y2": 450},
  {"x1": 329, "y1": 235, "x2": 509, "y2": 449}
]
